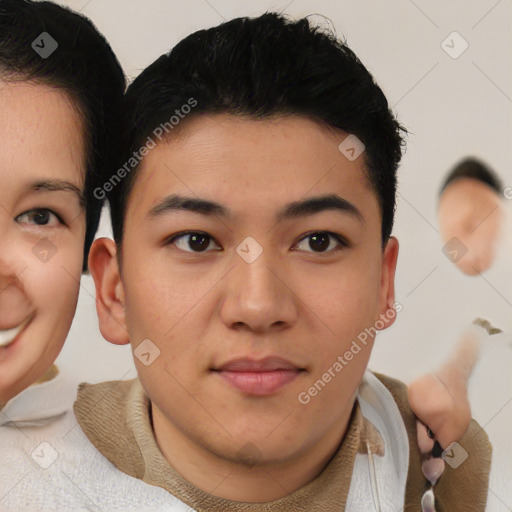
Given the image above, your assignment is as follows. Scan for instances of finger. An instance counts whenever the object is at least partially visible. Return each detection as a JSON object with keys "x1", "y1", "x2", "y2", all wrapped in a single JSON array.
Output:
[{"x1": 417, "y1": 420, "x2": 435, "y2": 454}]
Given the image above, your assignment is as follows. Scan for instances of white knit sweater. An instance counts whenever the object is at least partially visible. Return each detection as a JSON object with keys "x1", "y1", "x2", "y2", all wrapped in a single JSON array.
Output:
[
  {"x1": 0, "y1": 371, "x2": 409, "y2": 511},
  {"x1": 0, "y1": 371, "x2": 194, "y2": 512}
]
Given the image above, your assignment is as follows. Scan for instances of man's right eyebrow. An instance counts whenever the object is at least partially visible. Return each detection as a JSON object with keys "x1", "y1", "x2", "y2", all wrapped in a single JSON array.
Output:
[
  {"x1": 276, "y1": 194, "x2": 364, "y2": 223},
  {"x1": 148, "y1": 194, "x2": 230, "y2": 219}
]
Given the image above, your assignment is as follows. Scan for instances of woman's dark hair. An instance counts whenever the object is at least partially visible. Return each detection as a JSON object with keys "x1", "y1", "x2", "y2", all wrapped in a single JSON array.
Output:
[
  {"x1": 0, "y1": 0, "x2": 125, "y2": 270},
  {"x1": 109, "y1": 12, "x2": 406, "y2": 246}
]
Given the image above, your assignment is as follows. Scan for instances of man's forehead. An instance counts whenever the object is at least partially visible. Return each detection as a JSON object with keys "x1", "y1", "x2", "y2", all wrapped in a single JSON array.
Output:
[{"x1": 127, "y1": 113, "x2": 376, "y2": 220}]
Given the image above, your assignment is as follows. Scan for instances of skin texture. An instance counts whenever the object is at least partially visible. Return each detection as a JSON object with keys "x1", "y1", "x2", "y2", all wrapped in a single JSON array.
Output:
[
  {"x1": 89, "y1": 114, "x2": 399, "y2": 502},
  {"x1": 438, "y1": 177, "x2": 503, "y2": 276},
  {"x1": 0, "y1": 81, "x2": 86, "y2": 405}
]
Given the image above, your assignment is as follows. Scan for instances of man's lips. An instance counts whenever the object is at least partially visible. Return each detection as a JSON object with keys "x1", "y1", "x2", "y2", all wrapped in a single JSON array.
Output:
[
  {"x1": 0, "y1": 316, "x2": 33, "y2": 348},
  {"x1": 215, "y1": 356, "x2": 302, "y2": 372},
  {"x1": 212, "y1": 357, "x2": 305, "y2": 395}
]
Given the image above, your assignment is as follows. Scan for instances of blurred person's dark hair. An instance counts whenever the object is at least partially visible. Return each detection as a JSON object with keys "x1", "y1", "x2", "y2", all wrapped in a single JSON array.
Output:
[{"x1": 440, "y1": 157, "x2": 503, "y2": 195}]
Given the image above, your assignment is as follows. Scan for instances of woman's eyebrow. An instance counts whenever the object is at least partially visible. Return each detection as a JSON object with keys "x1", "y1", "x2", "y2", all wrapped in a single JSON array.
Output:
[
  {"x1": 30, "y1": 179, "x2": 85, "y2": 209},
  {"x1": 148, "y1": 193, "x2": 363, "y2": 222}
]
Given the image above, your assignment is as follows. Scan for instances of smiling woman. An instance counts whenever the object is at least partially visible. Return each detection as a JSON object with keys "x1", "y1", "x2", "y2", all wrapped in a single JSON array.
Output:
[
  {"x1": 0, "y1": 82, "x2": 86, "y2": 401},
  {"x1": 0, "y1": 0, "x2": 124, "y2": 418}
]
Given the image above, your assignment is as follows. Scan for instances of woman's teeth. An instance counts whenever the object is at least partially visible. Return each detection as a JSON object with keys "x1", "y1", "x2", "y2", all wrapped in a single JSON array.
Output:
[{"x1": 0, "y1": 318, "x2": 30, "y2": 347}]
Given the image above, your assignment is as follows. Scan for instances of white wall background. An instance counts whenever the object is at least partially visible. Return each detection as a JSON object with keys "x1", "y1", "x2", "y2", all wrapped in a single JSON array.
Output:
[{"x1": 52, "y1": 1, "x2": 512, "y2": 508}]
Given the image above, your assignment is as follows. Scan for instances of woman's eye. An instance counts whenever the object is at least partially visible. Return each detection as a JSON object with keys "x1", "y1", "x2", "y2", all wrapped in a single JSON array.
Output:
[
  {"x1": 16, "y1": 209, "x2": 62, "y2": 227},
  {"x1": 169, "y1": 232, "x2": 221, "y2": 253},
  {"x1": 294, "y1": 232, "x2": 346, "y2": 253}
]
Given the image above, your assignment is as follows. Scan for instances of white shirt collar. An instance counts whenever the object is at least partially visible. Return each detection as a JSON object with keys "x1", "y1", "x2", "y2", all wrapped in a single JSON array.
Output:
[{"x1": 0, "y1": 369, "x2": 77, "y2": 427}]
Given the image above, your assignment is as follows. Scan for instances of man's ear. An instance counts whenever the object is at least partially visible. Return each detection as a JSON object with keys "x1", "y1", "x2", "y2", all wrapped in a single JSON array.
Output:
[
  {"x1": 378, "y1": 236, "x2": 399, "y2": 328},
  {"x1": 88, "y1": 238, "x2": 130, "y2": 345}
]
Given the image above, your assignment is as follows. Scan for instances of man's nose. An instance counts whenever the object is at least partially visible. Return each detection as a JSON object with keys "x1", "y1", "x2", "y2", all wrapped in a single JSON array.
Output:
[{"x1": 219, "y1": 254, "x2": 299, "y2": 334}]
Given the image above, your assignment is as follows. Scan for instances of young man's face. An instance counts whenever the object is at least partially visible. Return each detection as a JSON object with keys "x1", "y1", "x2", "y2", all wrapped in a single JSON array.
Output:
[
  {"x1": 0, "y1": 81, "x2": 86, "y2": 403},
  {"x1": 92, "y1": 114, "x2": 398, "y2": 476}
]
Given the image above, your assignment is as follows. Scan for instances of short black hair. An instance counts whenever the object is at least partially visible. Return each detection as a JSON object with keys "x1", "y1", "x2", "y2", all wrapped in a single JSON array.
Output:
[
  {"x1": 440, "y1": 157, "x2": 503, "y2": 195},
  {"x1": 109, "y1": 12, "x2": 405, "y2": 245},
  {"x1": 0, "y1": 0, "x2": 125, "y2": 270}
]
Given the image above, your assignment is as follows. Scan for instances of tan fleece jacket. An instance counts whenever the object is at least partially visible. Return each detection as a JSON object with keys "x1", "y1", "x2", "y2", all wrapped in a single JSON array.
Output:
[{"x1": 74, "y1": 372, "x2": 491, "y2": 511}]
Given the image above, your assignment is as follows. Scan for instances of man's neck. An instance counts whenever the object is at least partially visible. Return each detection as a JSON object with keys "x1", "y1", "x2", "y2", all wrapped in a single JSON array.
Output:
[{"x1": 151, "y1": 400, "x2": 355, "y2": 502}]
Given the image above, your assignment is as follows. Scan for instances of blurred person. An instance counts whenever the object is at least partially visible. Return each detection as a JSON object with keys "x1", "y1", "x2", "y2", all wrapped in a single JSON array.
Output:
[{"x1": 438, "y1": 157, "x2": 504, "y2": 276}]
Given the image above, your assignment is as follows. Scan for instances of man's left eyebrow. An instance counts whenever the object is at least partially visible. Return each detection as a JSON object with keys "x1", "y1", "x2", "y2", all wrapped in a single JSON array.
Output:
[
  {"x1": 277, "y1": 194, "x2": 364, "y2": 222},
  {"x1": 31, "y1": 179, "x2": 85, "y2": 209}
]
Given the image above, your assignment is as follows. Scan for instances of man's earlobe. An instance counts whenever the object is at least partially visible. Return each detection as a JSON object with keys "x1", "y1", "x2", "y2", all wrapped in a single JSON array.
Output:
[
  {"x1": 88, "y1": 238, "x2": 130, "y2": 345},
  {"x1": 379, "y1": 236, "x2": 399, "y2": 328}
]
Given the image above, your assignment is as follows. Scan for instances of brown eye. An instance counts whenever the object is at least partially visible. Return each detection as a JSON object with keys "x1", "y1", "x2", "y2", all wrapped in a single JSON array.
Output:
[
  {"x1": 16, "y1": 209, "x2": 62, "y2": 227},
  {"x1": 168, "y1": 231, "x2": 221, "y2": 253},
  {"x1": 308, "y1": 233, "x2": 330, "y2": 252},
  {"x1": 293, "y1": 231, "x2": 346, "y2": 253},
  {"x1": 188, "y1": 233, "x2": 210, "y2": 251}
]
